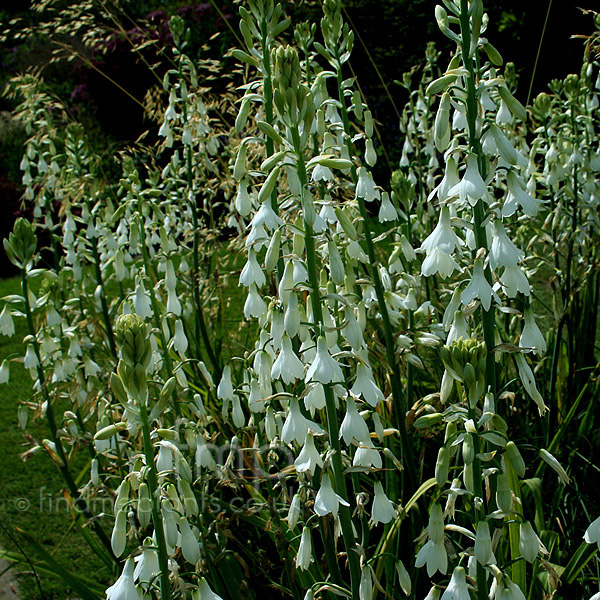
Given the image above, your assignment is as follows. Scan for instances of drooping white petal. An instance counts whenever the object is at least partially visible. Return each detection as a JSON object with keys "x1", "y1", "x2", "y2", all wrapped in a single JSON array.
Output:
[
  {"x1": 370, "y1": 481, "x2": 395, "y2": 525},
  {"x1": 314, "y1": 473, "x2": 350, "y2": 517}
]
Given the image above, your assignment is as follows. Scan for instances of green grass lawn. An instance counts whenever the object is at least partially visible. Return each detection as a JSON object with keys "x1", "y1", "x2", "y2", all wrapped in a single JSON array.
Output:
[{"x1": 0, "y1": 276, "x2": 108, "y2": 600}]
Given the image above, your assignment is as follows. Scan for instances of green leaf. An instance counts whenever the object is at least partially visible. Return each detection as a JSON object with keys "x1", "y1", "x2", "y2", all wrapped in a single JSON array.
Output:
[
  {"x1": 561, "y1": 541, "x2": 597, "y2": 585},
  {"x1": 14, "y1": 529, "x2": 105, "y2": 599}
]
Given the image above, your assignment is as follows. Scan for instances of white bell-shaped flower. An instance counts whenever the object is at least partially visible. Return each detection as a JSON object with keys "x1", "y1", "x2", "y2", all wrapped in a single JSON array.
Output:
[
  {"x1": 245, "y1": 223, "x2": 269, "y2": 250},
  {"x1": 428, "y1": 503, "x2": 445, "y2": 544},
  {"x1": 585, "y1": 516, "x2": 600, "y2": 550},
  {"x1": 474, "y1": 521, "x2": 494, "y2": 565},
  {"x1": 249, "y1": 200, "x2": 283, "y2": 232},
  {"x1": 305, "y1": 336, "x2": 344, "y2": 384},
  {"x1": 340, "y1": 396, "x2": 371, "y2": 445},
  {"x1": 370, "y1": 481, "x2": 395, "y2": 525},
  {"x1": 503, "y1": 171, "x2": 541, "y2": 217},
  {"x1": 519, "y1": 521, "x2": 540, "y2": 563},
  {"x1": 351, "y1": 363, "x2": 384, "y2": 407},
  {"x1": 166, "y1": 288, "x2": 182, "y2": 316},
  {"x1": 284, "y1": 292, "x2": 300, "y2": 338},
  {"x1": 156, "y1": 442, "x2": 174, "y2": 473},
  {"x1": 133, "y1": 542, "x2": 159, "y2": 585},
  {"x1": 437, "y1": 156, "x2": 460, "y2": 202},
  {"x1": 180, "y1": 516, "x2": 201, "y2": 564},
  {"x1": 515, "y1": 353, "x2": 548, "y2": 414},
  {"x1": 247, "y1": 378, "x2": 267, "y2": 413},
  {"x1": 461, "y1": 259, "x2": 496, "y2": 311},
  {"x1": 378, "y1": 192, "x2": 398, "y2": 222},
  {"x1": 519, "y1": 308, "x2": 546, "y2": 355},
  {"x1": 490, "y1": 222, "x2": 524, "y2": 270},
  {"x1": 0, "y1": 359, "x2": 9, "y2": 384},
  {"x1": 304, "y1": 382, "x2": 327, "y2": 413},
  {"x1": 359, "y1": 567, "x2": 373, "y2": 600},
  {"x1": 106, "y1": 558, "x2": 142, "y2": 600},
  {"x1": 422, "y1": 247, "x2": 461, "y2": 279},
  {"x1": 194, "y1": 577, "x2": 224, "y2": 600},
  {"x1": 314, "y1": 472, "x2": 350, "y2": 517},
  {"x1": 0, "y1": 304, "x2": 15, "y2": 336},
  {"x1": 235, "y1": 179, "x2": 252, "y2": 217},
  {"x1": 420, "y1": 206, "x2": 464, "y2": 256},
  {"x1": 231, "y1": 394, "x2": 245, "y2": 428},
  {"x1": 355, "y1": 166, "x2": 380, "y2": 201},
  {"x1": 441, "y1": 566, "x2": 470, "y2": 600},
  {"x1": 287, "y1": 493, "x2": 301, "y2": 530},
  {"x1": 353, "y1": 438, "x2": 382, "y2": 468},
  {"x1": 271, "y1": 335, "x2": 305, "y2": 384},
  {"x1": 111, "y1": 509, "x2": 127, "y2": 557},
  {"x1": 450, "y1": 154, "x2": 487, "y2": 206},
  {"x1": 312, "y1": 163, "x2": 334, "y2": 182},
  {"x1": 133, "y1": 281, "x2": 153, "y2": 320},
  {"x1": 239, "y1": 250, "x2": 266, "y2": 288},
  {"x1": 500, "y1": 265, "x2": 531, "y2": 298},
  {"x1": 294, "y1": 432, "x2": 323, "y2": 475},
  {"x1": 446, "y1": 310, "x2": 469, "y2": 345},
  {"x1": 217, "y1": 365, "x2": 234, "y2": 401},
  {"x1": 343, "y1": 307, "x2": 364, "y2": 350},
  {"x1": 173, "y1": 319, "x2": 188, "y2": 354},
  {"x1": 195, "y1": 440, "x2": 217, "y2": 471},
  {"x1": 415, "y1": 539, "x2": 447, "y2": 577},
  {"x1": 296, "y1": 527, "x2": 314, "y2": 570},
  {"x1": 494, "y1": 575, "x2": 526, "y2": 600},
  {"x1": 244, "y1": 284, "x2": 267, "y2": 319},
  {"x1": 24, "y1": 344, "x2": 39, "y2": 370},
  {"x1": 282, "y1": 398, "x2": 323, "y2": 445}
]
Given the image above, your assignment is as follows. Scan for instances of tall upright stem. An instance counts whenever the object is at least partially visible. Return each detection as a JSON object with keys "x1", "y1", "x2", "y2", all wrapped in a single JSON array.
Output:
[
  {"x1": 138, "y1": 399, "x2": 171, "y2": 600},
  {"x1": 332, "y1": 58, "x2": 418, "y2": 496},
  {"x1": 458, "y1": 2, "x2": 497, "y2": 397},
  {"x1": 135, "y1": 207, "x2": 180, "y2": 418},
  {"x1": 291, "y1": 126, "x2": 361, "y2": 600},
  {"x1": 458, "y1": 2, "x2": 497, "y2": 597}
]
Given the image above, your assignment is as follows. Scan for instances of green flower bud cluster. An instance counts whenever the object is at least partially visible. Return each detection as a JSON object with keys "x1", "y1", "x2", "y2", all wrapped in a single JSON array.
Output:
[
  {"x1": 114, "y1": 314, "x2": 153, "y2": 403},
  {"x1": 237, "y1": 2, "x2": 289, "y2": 65},
  {"x1": 115, "y1": 314, "x2": 152, "y2": 369},
  {"x1": 390, "y1": 170, "x2": 414, "y2": 205},
  {"x1": 168, "y1": 15, "x2": 186, "y2": 45},
  {"x1": 564, "y1": 73, "x2": 580, "y2": 98},
  {"x1": 294, "y1": 21, "x2": 316, "y2": 51},
  {"x1": 271, "y1": 46, "x2": 315, "y2": 128},
  {"x1": 321, "y1": 0, "x2": 343, "y2": 42},
  {"x1": 272, "y1": 46, "x2": 300, "y2": 93},
  {"x1": 441, "y1": 338, "x2": 486, "y2": 382},
  {"x1": 441, "y1": 338, "x2": 487, "y2": 405},
  {"x1": 318, "y1": 0, "x2": 353, "y2": 64},
  {"x1": 4, "y1": 217, "x2": 37, "y2": 268}
]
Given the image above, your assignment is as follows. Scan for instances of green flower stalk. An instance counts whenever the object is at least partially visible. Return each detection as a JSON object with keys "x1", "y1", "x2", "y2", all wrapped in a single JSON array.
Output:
[{"x1": 113, "y1": 314, "x2": 171, "y2": 600}]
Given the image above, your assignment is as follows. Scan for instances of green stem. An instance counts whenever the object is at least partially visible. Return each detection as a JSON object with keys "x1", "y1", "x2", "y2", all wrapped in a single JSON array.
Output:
[
  {"x1": 291, "y1": 126, "x2": 361, "y2": 600},
  {"x1": 260, "y1": 16, "x2": 280, "y2": 217},
  {"x1": 458, "y1": 2, "x2": 496, "y2": 598},
  {"x1": 135, "y1": 208, "x2": 180, "y2": 418},
  {"x1": 138, "y1": 400, "x2": 171, "y2": 600},
  {"x1": 459, "y1": 0, "x2": 496, "y2": 396},
  {"x1": 332, "y1": 56, "x2": 418, "y2": 496}
]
